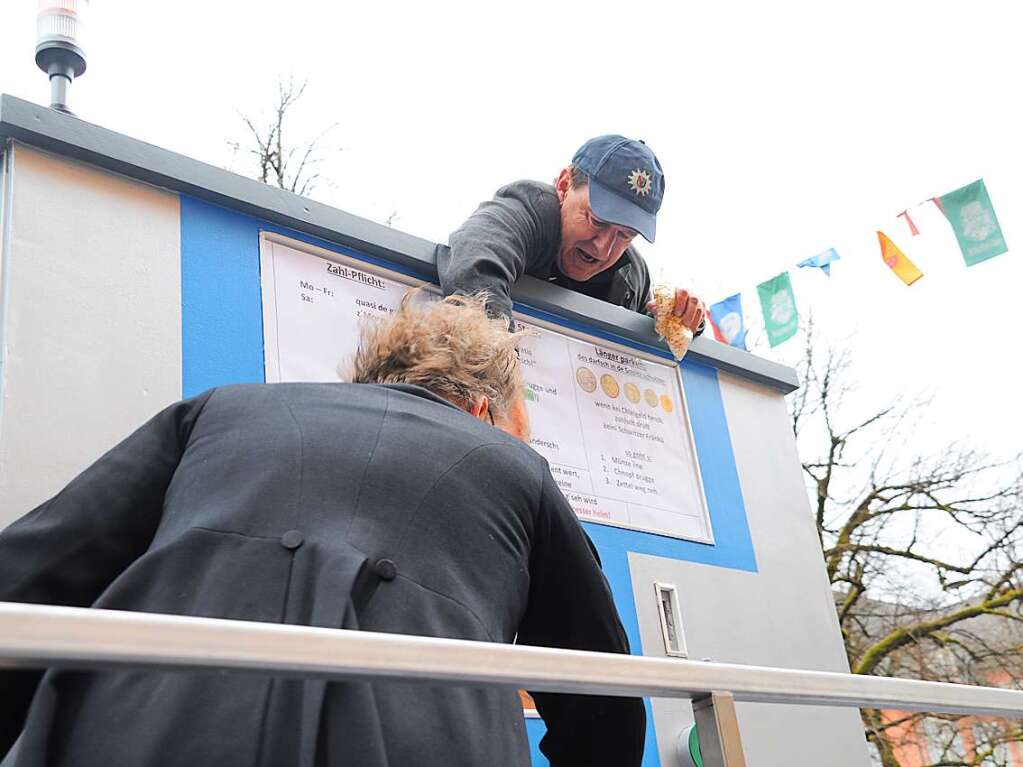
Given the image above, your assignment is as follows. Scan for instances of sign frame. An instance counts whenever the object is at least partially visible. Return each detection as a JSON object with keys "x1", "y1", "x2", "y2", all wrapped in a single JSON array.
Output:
[{"x1": 258, "y1": 232, "x2": 713, "y2": 544}]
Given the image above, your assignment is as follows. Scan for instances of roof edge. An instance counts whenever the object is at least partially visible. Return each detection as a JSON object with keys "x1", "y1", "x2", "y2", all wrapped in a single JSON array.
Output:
[{"x1": 0, "y1": 94, "x2": 799, "y2": 393}]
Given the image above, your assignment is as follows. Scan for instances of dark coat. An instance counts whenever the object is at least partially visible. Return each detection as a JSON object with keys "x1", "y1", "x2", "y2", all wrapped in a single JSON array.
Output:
[
  {"x1": 0, "y1": 383, "x2": 644, "y2": 767},
  {"x1": 436, "y1": 180, "x2": 652, "y2": 325}
]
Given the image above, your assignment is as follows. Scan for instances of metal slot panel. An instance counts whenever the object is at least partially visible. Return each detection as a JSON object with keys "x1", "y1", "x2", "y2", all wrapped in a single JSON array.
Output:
[{"x1": 655, "y1": 582, "x2": 688, "y2": 658}]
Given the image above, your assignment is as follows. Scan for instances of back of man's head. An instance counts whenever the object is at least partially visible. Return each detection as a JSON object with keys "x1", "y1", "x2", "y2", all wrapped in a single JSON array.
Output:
[{"x1": 350, "y1": 291, "x2": 526, "y2": 422}]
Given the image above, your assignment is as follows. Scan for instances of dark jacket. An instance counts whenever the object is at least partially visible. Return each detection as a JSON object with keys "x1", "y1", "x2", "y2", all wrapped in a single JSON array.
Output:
[
  {"x1": 0, "y1": 383, "x2": 644, "y2": 767},
  {"x1": 437, "y1": 180, "x2": 652, "y2": 324}
]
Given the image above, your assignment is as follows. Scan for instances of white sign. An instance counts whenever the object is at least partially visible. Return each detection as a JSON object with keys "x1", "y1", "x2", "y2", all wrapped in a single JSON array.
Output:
[{"x1": 260, "y1": 235, "x2": 712, "y2": 543}]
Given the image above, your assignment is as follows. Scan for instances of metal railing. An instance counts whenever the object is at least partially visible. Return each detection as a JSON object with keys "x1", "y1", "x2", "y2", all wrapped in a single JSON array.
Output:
[{"x1": 3, "y1": 601, "x2": 1023, "y2": 766}]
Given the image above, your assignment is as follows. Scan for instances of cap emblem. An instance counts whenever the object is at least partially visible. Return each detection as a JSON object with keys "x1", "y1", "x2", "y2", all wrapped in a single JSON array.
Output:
[{"x1": 627, "y1": 169, "x2": 652, "y2": 197}]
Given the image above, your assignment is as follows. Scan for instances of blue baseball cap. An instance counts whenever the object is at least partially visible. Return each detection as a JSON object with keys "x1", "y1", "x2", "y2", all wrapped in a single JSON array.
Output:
[{"x1": 571, "y1": 135, "x2": 665, "y2": 243}]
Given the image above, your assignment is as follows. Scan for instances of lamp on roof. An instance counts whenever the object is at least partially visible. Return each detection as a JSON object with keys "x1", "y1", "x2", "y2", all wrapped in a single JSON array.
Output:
[{"x1": 35, "y1": 0, "x2": 88, "y2": 114}]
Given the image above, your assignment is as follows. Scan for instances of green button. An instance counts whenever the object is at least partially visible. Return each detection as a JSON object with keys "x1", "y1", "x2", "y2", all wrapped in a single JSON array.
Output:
[{"x1": 689, "y1": 725, "x2": 703, "y2": 767}]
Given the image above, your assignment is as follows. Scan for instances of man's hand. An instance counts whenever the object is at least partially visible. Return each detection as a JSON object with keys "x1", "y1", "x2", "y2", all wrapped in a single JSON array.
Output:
[{"x1": 646, "y1": 288, "x2": 707, "y2": 334}]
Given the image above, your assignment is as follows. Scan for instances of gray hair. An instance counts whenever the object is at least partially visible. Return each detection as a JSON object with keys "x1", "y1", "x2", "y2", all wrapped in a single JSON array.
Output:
[{"x1": 350, "y1": 291, "x2": 526, "y2": 419}]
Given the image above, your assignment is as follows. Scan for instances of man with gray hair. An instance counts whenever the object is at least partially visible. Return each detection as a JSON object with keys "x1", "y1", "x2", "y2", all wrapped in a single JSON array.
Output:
[{"x1": 0, "y1": 293, "x2": 644, "y2": 767}]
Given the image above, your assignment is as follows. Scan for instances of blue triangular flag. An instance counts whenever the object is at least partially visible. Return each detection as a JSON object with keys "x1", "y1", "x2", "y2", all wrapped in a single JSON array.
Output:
[
  {"x1": 709, "y1": 293, "x2": 748, "y2": 351},
  {"x1": 797, "y1": 248, "x2": 840, "y2": 276}
]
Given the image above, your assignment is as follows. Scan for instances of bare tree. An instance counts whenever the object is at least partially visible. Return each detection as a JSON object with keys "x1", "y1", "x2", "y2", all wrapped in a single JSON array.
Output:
[
  {"x1": 228, "y1": 77, "x2": 337, "y2": 197},
  {"x1": 791, "y1": 322, "x2": 1023, "y2": 766}
]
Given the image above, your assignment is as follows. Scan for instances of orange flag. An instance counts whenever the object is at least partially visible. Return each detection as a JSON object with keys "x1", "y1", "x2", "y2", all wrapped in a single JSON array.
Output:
[{"x1": 878, "y1": 231, "x2": 923, "y2": 286}]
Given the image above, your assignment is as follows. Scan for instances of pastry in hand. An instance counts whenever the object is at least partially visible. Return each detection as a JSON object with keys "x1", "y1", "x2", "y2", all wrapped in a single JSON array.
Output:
[{"x1": 652, "y1": 285, "x2": 694, "y2": 361}]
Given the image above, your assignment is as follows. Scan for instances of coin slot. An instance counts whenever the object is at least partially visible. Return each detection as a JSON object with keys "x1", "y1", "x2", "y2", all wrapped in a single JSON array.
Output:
[{"x1": 655, "y1": 582, "x2": 688, "y2": 658}]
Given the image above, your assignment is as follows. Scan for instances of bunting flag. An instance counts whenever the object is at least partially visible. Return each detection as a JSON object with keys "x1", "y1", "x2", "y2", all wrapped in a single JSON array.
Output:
[
  {"x1": 757, "y1": 272, "x2": 799, "y2": 347},
  {"x1": 877, "y1": 231, "x2": 923, "y2": 285},
  {"x1": 897, "y1": 210, "x2": 920, "y2": 236},
  {"x1": 707, "y1": 316, "x2": 728, "y2": 344},
  {"x1": 696, "y1": 176, "x2": 1009, "y2": 353},
  {"x1": 796, "y1": 248, "x2": 840, "y2": 276},
  {"x1": 708, "y1": 293, "x2": 748, "y2": 350},
  {"x1": 937, "y1": 179, "x2": 1008, "y2": 267}
]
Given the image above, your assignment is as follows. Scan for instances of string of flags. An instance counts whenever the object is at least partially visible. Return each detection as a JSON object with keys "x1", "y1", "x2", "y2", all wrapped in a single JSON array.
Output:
[{"x1": 705, "y1": 178, "x2": 1009, "y2": 350}]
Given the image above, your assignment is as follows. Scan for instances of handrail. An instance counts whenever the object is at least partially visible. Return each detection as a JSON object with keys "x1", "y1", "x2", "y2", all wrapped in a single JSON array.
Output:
[{"x1": 2, "y1": 602, "x2": 1021, "y2": 719}]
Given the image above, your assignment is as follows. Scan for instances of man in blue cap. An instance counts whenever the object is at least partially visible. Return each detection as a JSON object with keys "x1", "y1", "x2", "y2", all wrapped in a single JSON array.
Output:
[{"x1": 438, "y1": 134, "x2": 706, "y2": 334}]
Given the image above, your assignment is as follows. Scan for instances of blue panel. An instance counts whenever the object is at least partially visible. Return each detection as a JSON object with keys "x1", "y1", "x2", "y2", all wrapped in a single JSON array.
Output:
[
  {"x1": 524, "y1": 719, "x2": 550, "y2": 766},
  {"x1": 179, "y1": 196, "x2": 433, "y2": 396},
  {"x1": 180, "y1": 195, "x2": 756, "y2": 767},
  {"x1": 678, "y1": 361, "x2": 756, "y2": 571},
  {"x1": 180, "y1": 197, "x2": 266, "y2": 396}
]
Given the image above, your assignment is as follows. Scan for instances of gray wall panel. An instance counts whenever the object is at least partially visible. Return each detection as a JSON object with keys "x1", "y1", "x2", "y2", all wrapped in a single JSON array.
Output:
[
  {"x1": 0, "y1": 145, "x2": 181, "y2": 527},
  {"x1": 628, "y1": 371, "x2": 871, "y2": 765}
]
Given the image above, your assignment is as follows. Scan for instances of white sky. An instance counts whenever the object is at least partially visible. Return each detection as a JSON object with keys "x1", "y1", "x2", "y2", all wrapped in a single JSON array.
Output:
[{"x1": 2, "y1": 0, "x2": 1021, "y2": 460}]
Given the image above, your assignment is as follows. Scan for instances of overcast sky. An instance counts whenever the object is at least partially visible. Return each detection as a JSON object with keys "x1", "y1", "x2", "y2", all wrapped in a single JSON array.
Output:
[{"x1": 2, "y1": 0, "x2": 1021, "y2": 461}]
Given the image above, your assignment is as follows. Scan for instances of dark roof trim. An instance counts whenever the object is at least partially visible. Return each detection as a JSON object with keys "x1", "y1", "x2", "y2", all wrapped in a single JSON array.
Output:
[{"x1": 0, "y1": 94, "x2": 798, "y2": 393}]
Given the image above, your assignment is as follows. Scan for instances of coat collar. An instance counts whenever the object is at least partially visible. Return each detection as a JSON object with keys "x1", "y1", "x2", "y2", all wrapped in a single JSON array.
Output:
[{"x1": 375, "y1": 383, "x2": 464, "y2": 413}]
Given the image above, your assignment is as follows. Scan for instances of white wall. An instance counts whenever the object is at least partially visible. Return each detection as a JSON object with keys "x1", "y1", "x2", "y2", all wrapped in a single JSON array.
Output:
[
  {"x1": 629, "y1": 372, "x2": 871, "y2": 766},
  {"x1": 0, "y1": 144, "x2": 181, "y2": 527}
]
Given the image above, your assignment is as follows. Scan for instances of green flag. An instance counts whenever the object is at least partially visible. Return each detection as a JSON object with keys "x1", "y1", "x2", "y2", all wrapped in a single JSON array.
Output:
[
  {"x1": 757, "y1": 272, "x2": 799, "y2": 347},
  {"x1": 938, "y1": 179, "x2": 1008, "y2": 267}
]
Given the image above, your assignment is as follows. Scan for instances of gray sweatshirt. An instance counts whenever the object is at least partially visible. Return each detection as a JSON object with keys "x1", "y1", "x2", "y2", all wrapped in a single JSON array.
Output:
[{"x1": 435, "y1": 180, "x2": 652, "y2": 325}]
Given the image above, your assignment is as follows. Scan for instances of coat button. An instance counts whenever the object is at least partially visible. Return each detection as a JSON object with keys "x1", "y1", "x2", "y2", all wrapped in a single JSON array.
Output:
[
  {"x1": 373, "y1": 558, "x2": 397, "y2": 581},
  {"x1": 281, "y1": 530, "x2": 304, "y2": 550}
]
